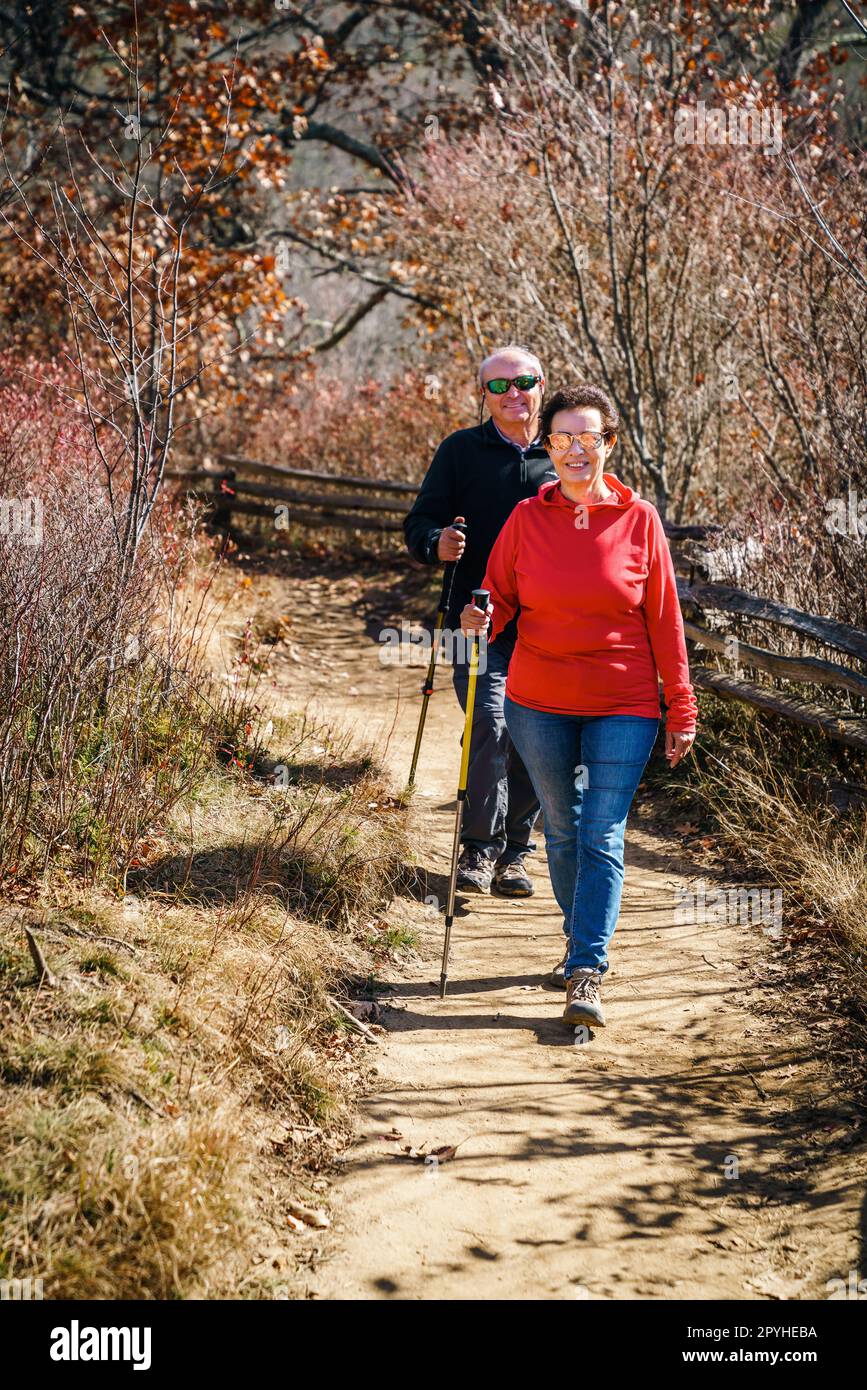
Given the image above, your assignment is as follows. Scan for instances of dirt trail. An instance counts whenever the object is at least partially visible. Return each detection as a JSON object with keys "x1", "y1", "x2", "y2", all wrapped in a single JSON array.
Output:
[{"x1": 259, "y1": 562, "x2": 861, "y2": 1301}]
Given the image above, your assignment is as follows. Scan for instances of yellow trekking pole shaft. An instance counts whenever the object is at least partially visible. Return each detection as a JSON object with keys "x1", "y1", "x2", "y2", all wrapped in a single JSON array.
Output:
[
  {"x1": 440, "y1": 587, "x2": 489, "y2": 999},
  {"x1": 407, "y1": 520, "x2": 466, "y2": 791}
]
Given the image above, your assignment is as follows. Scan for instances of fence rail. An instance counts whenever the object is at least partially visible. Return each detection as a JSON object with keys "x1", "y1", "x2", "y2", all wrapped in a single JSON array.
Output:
[
  {"x1": 168, "y1": 456, "x2": 867, "y2": 753},
  {"x1": 670, "y1": 548, "x2": 867, "y2": 754},
  {"x1": 219, "y1": 456, "x2": 419, "y2": 496},
  {"x1": 165, "y1": 456, "x2": 410, "y2": 534}
]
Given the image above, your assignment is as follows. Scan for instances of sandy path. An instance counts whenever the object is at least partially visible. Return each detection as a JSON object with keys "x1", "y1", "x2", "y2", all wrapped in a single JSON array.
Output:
[{"x1": 260, "y1": 564, "x2": 860, "y2": 1301}]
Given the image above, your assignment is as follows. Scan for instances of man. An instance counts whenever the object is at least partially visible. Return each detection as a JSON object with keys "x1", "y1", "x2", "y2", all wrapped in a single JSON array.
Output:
[{"x1": 403, "y1": 345, "x2": 558, "y2": 895}]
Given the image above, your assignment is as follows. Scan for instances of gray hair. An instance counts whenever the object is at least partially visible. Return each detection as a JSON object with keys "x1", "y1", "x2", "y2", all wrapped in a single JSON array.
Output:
[{"x1": 478, "y1": 343, "x2": 544, "y2": 386}]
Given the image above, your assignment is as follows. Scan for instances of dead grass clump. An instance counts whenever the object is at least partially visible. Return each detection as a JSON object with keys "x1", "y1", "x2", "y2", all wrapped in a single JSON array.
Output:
[
  {"x1": 663, "y1": 715, "x2": 867, "y2": 1108},
  {"x1": 0, "y1": 718, "x2": 413, "y2": 1299},
  {"x1": 130, "y1": 716, "x2": 410, "y2": 937}
]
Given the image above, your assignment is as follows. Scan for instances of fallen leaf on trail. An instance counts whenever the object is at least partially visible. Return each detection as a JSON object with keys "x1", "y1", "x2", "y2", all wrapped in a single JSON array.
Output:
[
  {"x1": 430, "y1": 1145, "x2": 458, "y2": 1163},
  {"x1": 254, "y1": 1247, "x2": 290, "y2": 1269},
  {"x1": 287, "y1": 1199, "x2": 330, "y2": 1229},
  {"x1": 393, "y1": 1140, "x2": 462, "y2": 1163},
  {"x1": 268, "y1": 1124, "x2": 322, "y2": 1150},
  {"x1": 708, "y1": 1234, "x2": 745, "y2": 1250},
  {"x1": 346, "y1": 999, "x2": 379, "y2": 1023}
]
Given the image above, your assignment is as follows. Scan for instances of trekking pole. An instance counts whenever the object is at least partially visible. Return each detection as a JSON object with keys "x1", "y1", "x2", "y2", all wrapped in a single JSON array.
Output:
[
  {"x1": 406, "y1": 518, "x2": 467, "y2": 791},
  {"x1": 439, "y1": 586, "x2": 489, "y2": 1000}
]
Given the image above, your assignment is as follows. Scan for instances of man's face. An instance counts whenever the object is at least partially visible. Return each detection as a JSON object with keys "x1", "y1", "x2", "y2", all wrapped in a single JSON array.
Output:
[{"x1": 480, "y1": 353, "x2": 544, "y2": 432}]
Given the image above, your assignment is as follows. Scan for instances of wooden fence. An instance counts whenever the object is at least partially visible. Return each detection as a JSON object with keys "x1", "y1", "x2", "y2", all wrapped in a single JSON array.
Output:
[
  {"x1": 666, "y1": 529, "x2": 867, "y2": 754},
  {"x1": 165, "y1": 455, "x2": 415, "y2": 535},
  {"x1": 167, "y1": 456, "x2": 867, "y2": 755}
]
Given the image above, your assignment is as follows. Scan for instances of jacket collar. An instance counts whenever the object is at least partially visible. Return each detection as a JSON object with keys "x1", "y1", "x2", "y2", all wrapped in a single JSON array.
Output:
[{"x1": 538, "y1": 474, "x2": 638, "y2": 509}]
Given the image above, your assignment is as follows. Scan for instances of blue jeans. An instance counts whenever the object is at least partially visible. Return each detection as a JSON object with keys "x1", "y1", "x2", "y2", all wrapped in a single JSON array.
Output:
[{"x1": 503, "y1": 700, "x2": 658, "y2": 978}]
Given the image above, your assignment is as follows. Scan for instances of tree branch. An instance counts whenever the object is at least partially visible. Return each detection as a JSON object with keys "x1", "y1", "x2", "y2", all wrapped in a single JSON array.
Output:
[{"x1": 269, "y1": 227, "x2": 445, "y2": 310}]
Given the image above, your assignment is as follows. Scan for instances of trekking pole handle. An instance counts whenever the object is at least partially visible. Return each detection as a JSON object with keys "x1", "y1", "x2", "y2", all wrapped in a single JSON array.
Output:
[
  {"x1": 440, "y1": 517, "x2": 467, "y2": 554},
  {"x1": 437, "y1": 519, "x2": 467, "y2": 609},
  {"x1": 444, "y1": 518, "x2": 467, "y2": 562},
  {"x1": 471, "y1": 589, "x2": 490, "y2": 635}
]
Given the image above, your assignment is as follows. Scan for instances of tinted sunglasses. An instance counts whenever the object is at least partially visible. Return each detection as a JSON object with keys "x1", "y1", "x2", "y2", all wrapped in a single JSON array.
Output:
[
  {"x1": 484, "y1": 374, "x2": 542, "y2": 394},
  {"x1": 546, "y1": 430, "x2": 611, "y2": 451}
]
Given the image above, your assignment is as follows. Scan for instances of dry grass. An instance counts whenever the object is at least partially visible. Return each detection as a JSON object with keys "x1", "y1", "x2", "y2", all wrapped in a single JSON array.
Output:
[
  {"x1": 686, "y1": 708, "x2": 866, "y2": 944},
  {"x1": 0, "y1": 720, "x2": 412, "y2": 1299},
  {"x1": 0, "y1": 477, "x2": 416, "y2": 1299},
  {"x1": 704, "y1": 764, "x2": 867, "y2": 1119},
  {"x1": 646, "y1": 695, "x2": 867, "y2": 1109},
  {"x1": 701, "y1": 751, "x2": 866, "y2": 934}
]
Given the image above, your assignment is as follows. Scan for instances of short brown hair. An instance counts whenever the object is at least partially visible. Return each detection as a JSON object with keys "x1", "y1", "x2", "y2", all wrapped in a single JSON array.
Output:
[{"x1": 540, "y1": 385, "x2": 618, "y2": 442}]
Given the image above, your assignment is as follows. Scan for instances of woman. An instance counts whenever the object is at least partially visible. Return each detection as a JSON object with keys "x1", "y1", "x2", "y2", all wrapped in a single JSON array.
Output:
[{"x1": 460, "y1": 385, "x2": 696, "y2": 1029}]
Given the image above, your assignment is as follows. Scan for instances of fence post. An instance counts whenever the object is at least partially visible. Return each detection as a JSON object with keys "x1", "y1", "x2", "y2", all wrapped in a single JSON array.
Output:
[{"x1": 211, "y1": 467, "x2": 236, "y2": 535}]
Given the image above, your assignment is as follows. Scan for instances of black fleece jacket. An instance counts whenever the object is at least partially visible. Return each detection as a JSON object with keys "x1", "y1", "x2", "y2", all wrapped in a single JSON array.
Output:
[{"x1": 403, "y1": 418, "x2": 558, "y2": 641}]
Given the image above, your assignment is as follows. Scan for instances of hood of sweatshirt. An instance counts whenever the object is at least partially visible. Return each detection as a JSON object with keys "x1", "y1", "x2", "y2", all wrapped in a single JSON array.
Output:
[{"x1": 538, "y1": 473, "x2": 639, "y2": 511}]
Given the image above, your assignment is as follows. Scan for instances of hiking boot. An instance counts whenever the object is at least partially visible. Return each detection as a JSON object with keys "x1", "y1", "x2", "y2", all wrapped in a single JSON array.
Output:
[
  {"x1": 455, "y1": 846, "x2": 495, "y2": 893},
  {"x1": 563, "y1": 968, "x2": 605, "y2": 1028},
  {"x1": 492, "y1": 855, "x2": 534, "y2": 898},
  {"x1": 549, "y1": 947, "x2": 569, "y2": 988}
]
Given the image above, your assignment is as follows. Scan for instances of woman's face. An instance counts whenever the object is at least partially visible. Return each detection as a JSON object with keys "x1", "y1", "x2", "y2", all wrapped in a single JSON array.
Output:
[{"x1": 545, "y1": 407, "x2": 615, "y2": 493}]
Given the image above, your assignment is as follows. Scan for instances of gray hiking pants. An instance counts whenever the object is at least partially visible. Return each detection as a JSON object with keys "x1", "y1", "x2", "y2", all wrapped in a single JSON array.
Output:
[{"x1": 450, "y1": 635, "x2": 540, "y2": 864}]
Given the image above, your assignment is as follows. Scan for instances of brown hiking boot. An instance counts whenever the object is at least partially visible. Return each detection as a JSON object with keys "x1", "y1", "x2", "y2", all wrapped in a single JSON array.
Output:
[
  {"x1": 455, "y1": 846, "x2": 495, "y2": 894},
  {"x1": 563, "y1": 968, "x2": 605, "y2": 1028},
  {"x1": 492, "y1": 855, "x2": 534, "y2": 898}
]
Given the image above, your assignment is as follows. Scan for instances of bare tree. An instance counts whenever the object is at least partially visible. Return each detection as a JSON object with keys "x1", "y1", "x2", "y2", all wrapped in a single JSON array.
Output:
[
  {"x1": 0, "y1": 31, "x2": 261, "y2": 707},
  {"x1": 0, "y1": 35, "x2": 250, "y2": 589}
]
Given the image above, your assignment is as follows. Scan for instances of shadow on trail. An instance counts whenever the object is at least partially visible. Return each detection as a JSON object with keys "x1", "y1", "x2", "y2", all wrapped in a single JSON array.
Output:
[
  {"x1": 408, "y1": 972, "x2": 707, "y2": 1000},
  {"x1": 385, "y1": 975, "x2": 560, "y2": 999},
  {"x1": 394, "y1": 862, "x2": 479, "y2": 920},
  {"x1": 341, "y1": 1043, "x2": 848, "y2": 1272},
  {"x1": 127, "y1": 842, "x2": 335, "y2": 914},
  {"x1": 254, "y1": 755, "x2": 382, "y2": 789}
]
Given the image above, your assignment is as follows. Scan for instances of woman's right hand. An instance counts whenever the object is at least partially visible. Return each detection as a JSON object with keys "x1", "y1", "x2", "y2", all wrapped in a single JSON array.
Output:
[{"x1": 460, "y1": 599, "x2": 493, "y2": 636}]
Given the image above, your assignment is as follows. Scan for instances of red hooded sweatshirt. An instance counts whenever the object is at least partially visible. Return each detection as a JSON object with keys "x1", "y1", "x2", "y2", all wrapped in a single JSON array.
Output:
[{"x1": 482, "y1": 475, "x2": 698, "y2": 732}]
